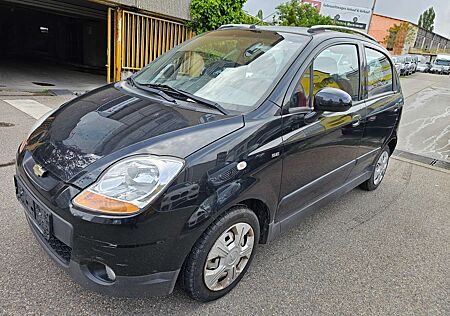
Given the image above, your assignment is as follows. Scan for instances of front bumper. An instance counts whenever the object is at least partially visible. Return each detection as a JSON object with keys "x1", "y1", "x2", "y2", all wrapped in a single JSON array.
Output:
[
  {"x1": 15, "y1": 174, "x2": 181, "y2": 297},
  {"x1": 26, "y1": 213, "x2": 179, "y2": 297},
  {"x1": 430, "y1": 68, "x2": 447, "y2": 73}
]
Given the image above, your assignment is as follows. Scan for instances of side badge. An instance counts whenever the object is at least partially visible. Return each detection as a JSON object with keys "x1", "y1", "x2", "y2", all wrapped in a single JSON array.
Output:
[{"x1": 237, "y1": 161, "x2": 247, "y2": 171}]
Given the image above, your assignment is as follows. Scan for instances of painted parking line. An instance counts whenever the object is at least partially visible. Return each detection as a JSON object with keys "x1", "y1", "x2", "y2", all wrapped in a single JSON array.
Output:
[{"x1": 3, "y1": 99, "x2": 51, "y2": 119}]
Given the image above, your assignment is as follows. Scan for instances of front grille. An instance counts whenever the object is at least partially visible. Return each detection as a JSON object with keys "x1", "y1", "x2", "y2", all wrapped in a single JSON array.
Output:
[{"x1": 47, "y1": 236, "x2": 72, "y2": 263}]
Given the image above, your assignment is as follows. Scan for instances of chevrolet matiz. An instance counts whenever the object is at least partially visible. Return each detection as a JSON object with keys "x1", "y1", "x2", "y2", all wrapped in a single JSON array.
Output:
[{"x1": 15, "y1": 25, "x2": 403, "y2": 301}]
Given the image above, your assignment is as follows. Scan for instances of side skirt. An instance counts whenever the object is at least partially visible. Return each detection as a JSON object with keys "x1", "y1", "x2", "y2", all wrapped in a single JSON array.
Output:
[{"x1": 266, "y1": 171, "x2": 371, "y2": 243}]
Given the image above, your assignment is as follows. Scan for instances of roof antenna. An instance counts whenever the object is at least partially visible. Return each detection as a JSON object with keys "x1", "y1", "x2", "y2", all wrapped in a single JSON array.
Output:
[{"x1": 249, "y1": 11, "x2": 277, "y2": 29}]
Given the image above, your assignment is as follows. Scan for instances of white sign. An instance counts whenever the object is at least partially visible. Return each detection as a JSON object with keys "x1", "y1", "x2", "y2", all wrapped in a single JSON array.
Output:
[{"x1": 302, "y1": 0, "x2": 375, "y2": 31}]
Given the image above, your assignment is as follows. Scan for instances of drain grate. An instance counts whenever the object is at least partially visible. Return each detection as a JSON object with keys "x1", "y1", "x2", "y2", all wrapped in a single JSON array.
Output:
[
  {"x1": 32, "y1": 82, "x2": 55, "y2": 87},
  {"x1": 394, "y1": 150, "x2": 450, "y2": 170},
  {"x1": 429, "y1": 159, "x2": 438, "y2": 166},
  {"x1": 0, "y1": 122, "x2": 15, "y2": 127}
]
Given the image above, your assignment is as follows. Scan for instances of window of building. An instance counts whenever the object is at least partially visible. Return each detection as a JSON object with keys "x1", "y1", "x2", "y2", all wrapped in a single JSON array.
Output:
[
  {"x1": 386, "y1": 31, "x2": 396, "y2": 51},
  {"x1": 364, "y1": 48, "x2": 393, "y2": 98}
]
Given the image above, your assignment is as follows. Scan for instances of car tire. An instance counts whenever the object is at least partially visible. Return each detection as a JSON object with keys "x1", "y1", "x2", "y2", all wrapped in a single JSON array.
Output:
[
  {"x1": 180, "y1": 206, "x2": 260, "y2": 302},
  {"x1": 360, "y1": 146, "x2": 390, "y2": 191}
]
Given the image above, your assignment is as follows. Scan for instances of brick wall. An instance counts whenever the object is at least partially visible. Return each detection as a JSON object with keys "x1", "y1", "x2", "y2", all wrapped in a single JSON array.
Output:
[{"x1": 368, "y1": 14, "x2": 406, "y2": 55}]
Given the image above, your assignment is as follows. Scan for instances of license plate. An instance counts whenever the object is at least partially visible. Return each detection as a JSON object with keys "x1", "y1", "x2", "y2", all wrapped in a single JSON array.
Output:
[{"x1": 15, "y1": 178, "x2": 52, "y2": 240}]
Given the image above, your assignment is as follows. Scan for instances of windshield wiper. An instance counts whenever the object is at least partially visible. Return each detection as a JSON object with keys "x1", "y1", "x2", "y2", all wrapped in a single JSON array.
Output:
[
  {"x1": 126, "y1": 77, "x2": 176, "y2": 103},
  {"x1": 146, "y1": 83, "x2": 229, "y2": 115}
]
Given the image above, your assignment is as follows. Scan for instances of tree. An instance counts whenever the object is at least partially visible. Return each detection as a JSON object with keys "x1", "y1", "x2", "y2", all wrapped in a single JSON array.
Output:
[
  {"x1": 383, "y1": 22, "x2": 414, "y2": 53},
  {"x1": 188, "y1": 0, "x2": 259, "y2": 34},
  {"x1": 256, "y1": 9, "x2": 264, "y2": 21},
  {"x1": 275, "y1": 1, "x2": 335, "y2": 27},
  {"x1": 418, "y1": 7, "x2": 435, "y2": 32}
]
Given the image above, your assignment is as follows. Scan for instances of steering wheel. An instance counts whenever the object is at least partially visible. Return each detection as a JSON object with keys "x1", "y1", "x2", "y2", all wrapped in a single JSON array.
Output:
[{"x1": 202, "y1": 60, "x2": 239, "y2": 78}]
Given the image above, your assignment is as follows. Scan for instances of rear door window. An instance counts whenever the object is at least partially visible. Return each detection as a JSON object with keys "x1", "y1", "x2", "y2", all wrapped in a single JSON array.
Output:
[{"x1": 365, "y1": 48, "x2": 393, "y2": 98}]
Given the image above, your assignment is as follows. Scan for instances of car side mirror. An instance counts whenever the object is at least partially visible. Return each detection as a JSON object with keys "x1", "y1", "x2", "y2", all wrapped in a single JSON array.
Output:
[{"x1": 314, "y1": 88, "x2": 352, "y2": 112}]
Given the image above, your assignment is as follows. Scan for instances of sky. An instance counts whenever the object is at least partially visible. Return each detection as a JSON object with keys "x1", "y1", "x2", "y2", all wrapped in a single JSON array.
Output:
[{"x1": 243, "y1": 0, "x2": 450, "y2": 38}]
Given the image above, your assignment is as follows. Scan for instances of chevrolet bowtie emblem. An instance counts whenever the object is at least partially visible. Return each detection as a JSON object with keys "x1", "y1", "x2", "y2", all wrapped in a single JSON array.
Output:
[{"x1": 33, "y1": 164, "x2": 47, "y2": 177}]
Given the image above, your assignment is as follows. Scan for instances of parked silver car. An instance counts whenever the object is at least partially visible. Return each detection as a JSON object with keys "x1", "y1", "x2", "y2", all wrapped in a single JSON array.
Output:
[
  {"x1": 393, "y1": 56, "x2": 413, "y2": 76},
  {"x1": 416, "y1": 61, "x2": 431, "y2": 72},
  {"x1": 406, "y1": 55, "x2": 419, "y2": 73}
]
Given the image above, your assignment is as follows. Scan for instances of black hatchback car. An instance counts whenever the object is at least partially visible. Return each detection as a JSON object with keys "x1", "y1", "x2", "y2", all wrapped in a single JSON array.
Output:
[{"x1": 15, "y1": 25, "x2": 403, "y2": 301}]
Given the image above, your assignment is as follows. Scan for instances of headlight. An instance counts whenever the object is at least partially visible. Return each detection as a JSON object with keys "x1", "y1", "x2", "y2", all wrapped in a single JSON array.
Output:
[{"x1": 73, "y1": 155, "x2": 184, "y2": 214}]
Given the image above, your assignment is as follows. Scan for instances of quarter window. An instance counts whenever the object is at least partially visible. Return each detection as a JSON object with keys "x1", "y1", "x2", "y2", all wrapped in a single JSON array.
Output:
[
  {"x1": 365, "y1": 48, "x2": 393, "y2": 98},
  {"x1": 313, "y1": 45, "x2": 360, "y2": 101},
  {"x1": 288, "y1": 64, "x2": 312, "y2": 109}
]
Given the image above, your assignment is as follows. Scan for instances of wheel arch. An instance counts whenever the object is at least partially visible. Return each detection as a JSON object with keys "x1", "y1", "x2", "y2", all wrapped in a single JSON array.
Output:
[
  {"x1": 236, "y1": 198, "x2": 271, "y2": 244},
  {"x1": 387, "y1": 135, "x2": 397, "y2": 156}
]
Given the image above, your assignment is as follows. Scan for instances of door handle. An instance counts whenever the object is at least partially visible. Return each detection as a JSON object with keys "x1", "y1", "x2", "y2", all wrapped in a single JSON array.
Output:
[{"x1": 352, "y1": 114, "x2": 362, "y2": 127}]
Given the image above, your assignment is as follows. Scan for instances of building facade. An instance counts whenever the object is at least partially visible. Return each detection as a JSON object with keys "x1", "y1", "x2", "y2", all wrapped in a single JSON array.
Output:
[
  {"x1": 368, "y1": 13, "x2": 450, "y2": 57},
  {"x1": 103, "y1": 0, "x2": 191, "y2": 21}
]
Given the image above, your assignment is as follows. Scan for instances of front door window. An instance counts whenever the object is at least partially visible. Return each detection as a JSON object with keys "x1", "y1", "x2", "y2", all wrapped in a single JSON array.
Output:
[{"x1": 313, "y1": 44, "x2": 360, "y2": 102}]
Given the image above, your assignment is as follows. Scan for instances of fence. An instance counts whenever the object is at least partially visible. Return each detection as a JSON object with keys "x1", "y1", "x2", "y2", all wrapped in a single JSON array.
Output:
[{"x1": 108, "y1": 8, "x2": 193, "y2": 82}]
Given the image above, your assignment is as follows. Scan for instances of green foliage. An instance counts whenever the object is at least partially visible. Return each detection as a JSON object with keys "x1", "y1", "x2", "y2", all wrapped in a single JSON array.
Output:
[
  {"x1": 383, "y1": 22, "x2": 413, "y2": 49},
  {"x1": 188, "y1": 0, "x2": 259, "y2": 34},
  {"x1": 256, "y1": 9, "x2": 264, "y2": 21},
  {"x1": 418, "y1": 7, "x2": 435, "y2": 32},
  {"x1": 275, "y1": 1, "x2": 335, "y2": 27}
]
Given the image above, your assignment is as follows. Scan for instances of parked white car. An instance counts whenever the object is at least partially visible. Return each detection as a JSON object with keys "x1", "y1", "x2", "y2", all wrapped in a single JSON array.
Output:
[{"x1": 430, "y1": 55, "x2": 450, "y2": 75}]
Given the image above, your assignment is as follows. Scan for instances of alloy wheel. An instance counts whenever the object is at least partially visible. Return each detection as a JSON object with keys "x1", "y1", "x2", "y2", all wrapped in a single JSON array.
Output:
[{"x1": 374, "y1": 151, "x2": 389, "y2": 185}]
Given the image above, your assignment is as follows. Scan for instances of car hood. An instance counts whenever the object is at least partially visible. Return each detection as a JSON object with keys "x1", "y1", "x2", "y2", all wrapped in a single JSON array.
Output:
[{"x1": 26, "y1": 83, "x2": 244, "y2": 183}]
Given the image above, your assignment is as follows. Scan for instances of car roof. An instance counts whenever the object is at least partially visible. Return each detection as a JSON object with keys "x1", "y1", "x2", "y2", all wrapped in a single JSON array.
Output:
[
  {"x1": 219, "y1": 24, "x2": 310, "y2": 35},
  {"x1": 218, "y1": 24, "x2": 378, "y2": 44}
]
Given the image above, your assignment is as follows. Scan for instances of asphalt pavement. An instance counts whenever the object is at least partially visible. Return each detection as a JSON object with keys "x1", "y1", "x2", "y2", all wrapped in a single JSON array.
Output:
[
  {"x1": 397, "y1": 72, "x2": 450, "y2": 163},
  {"x1": 0, "y1": 73, "x2": 449, "y2": 315}
]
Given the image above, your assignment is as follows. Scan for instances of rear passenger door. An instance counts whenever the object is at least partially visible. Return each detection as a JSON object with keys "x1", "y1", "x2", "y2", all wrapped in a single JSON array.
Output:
[
  {"x1": 351, "y1": 44, "x2": 403, "y2": 176},
  {"x1": 277, "y1": 41, "x2": 366, "y2": 223}
]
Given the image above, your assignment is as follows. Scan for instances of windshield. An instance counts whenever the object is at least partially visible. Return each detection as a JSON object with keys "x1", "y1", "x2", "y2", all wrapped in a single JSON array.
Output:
[
  {"x1": 134, "y1": 29, "x2": 309, "y2": 112},
  {"x1": 395, "y1": 56, "x2": 405, "y2": 63},
  {"x1": 435, "y1": 59, "x2": 450, "y2": 66}
]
